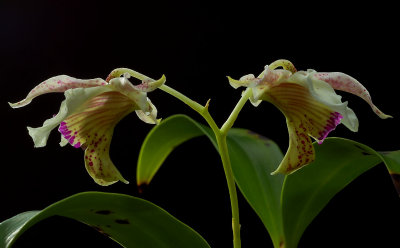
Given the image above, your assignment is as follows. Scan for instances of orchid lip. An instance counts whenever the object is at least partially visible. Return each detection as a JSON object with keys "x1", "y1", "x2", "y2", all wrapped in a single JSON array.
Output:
[{"x1": 317, "y1": 112, "x2": 343, "y2": 144}]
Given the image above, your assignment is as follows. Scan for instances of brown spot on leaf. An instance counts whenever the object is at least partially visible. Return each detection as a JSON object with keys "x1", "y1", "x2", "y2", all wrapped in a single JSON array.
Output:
[
  {"x1": 354, "y1": 144, "x2": 373, "y2": 155},
  {"x1": 280, "y1": 238, "x2": 285, "y2": 248},
  {"x1": 390, "y1": 173, "x2": 400, "y2": 197},
  {"x1": 95, "y1": 210, "x2": 113, "y2": 215},
  {"x1": 361, "y1": 151, "x2": 372, "y2": 156},
  {"x1": 115, "y1": 219, "x2": 130, "y2": 224}
]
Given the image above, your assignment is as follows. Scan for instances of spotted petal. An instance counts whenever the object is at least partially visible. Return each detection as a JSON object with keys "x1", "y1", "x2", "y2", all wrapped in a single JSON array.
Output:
[
  {"x1": 27, "y1": 86, "x2": 112, "y2": 147},
  {"x1": 268, "y1": 59, "x2": 297, "y2": 73},
  {"x1": 263, "y1": 82, "x2": 343, "y2": 174},
  {"x1": 9, "y1": 75, "x2": 106, "y2": 108},
  {"x1": 227, "y1": 74, "x2": 260, "y2": 89},
  {"x1": 227, "y1": 66, "x2": 292, "y2": 107},
  {"x1": 299, "y1": 70, "x2": 359, "y2": 132},
  {"x1": 59, "y1": 91, "x2": 136, "y2": 185},
  {"x1": 313, "y1": 72, "x2": 392, "y2": 119}
]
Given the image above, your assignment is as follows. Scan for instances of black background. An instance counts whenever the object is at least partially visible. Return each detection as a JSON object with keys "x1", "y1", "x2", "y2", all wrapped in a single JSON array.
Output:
[{"x1": 1, "y1": 1, "x2": 399, "y2": 247}]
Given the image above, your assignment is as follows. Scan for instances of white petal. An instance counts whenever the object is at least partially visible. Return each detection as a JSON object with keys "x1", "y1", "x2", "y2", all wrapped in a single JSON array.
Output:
[
  {"x1": 27, "y1": 86, "x2": 112, "y2": 147},
  {"x1": 9, "y1": 75, "x2": 106, "y2": 108},
  {"x1": 305, "y1": 71, "x2": 359, "y2": 132},
  {"x1": 135, "y1": 98, "x2": 159, "y2": 124}
]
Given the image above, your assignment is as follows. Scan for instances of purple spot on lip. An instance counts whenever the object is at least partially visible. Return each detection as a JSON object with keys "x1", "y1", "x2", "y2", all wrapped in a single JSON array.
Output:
[
  {"x1": 318, "y1": 112, "x2": 343, "y2": 144},
  {"x1": 58, "y1": 122, "x2": 70, "y2": 135},
  {"x1": 74, "y1": 142, "x2": 81, "y2": 148}
]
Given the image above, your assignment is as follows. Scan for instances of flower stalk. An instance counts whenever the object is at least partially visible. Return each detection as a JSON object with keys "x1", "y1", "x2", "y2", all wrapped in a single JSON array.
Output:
[{"x1": 158, "y1": 82, "x2": 253, "y2": 248}]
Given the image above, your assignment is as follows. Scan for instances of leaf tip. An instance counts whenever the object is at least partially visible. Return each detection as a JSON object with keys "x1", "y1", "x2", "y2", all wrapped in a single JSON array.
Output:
[
  {"x1": 390, "y1": 173, "x2": 400, "y2": 197},
  {"x1": 137, "y1": 183, "x2": 148, "y2": 194}
]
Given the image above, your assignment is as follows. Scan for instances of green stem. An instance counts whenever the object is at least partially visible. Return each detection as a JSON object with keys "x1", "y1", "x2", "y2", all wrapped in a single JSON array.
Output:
[
  {"x1": 221, "y1": 88, "x2": 252, "y2": 135},
  {"x1": 159, "y1": 84, "x2": 252, "y2": 248},
  {"x1": 216, "y1": 133, "x2": 242, "y2": 248},
  {"x1": 112, "y1": 68, "x2": 251, "y2": 248},
  {"x1": 159, "y1": 85, "x2": 205, "y2": 114}
]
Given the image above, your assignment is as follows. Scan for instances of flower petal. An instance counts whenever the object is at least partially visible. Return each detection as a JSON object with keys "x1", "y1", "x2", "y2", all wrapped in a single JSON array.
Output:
[
  {"x1": 9, "y1": 75, "x2": 106, "y2": 108},
  {"x1": 106, "y1": 68, "x2": 166, "y2": 92},
  {"x1": 107, "y1": 68, "x2": 149, "y2": 82},
  {"x1": 130, "y1": 74, "x2": 166, "y2": 92},
  {"x1": 228, "y1": 66, "x2": 292, "y2": 107},
  {"x1": 303, "y1": 71, "x2": 359, "y2": 132},
  {"x1": 59, "y1": 91, "x2": 135, "y2": 185},
  {"x1": 107, "y1": 77, "x2": 156, "y2": 122},
  {"x1": 27, "y1": 86, "x2": 111, "y2": 147},
  {"x1": 252, "y1": 67, "x2": 292, "y2": 102},
  {"x1": 135, "y1": 98, "x2": 160, "y2": 124},
  {"x1": 227, "y1": 74, "x2": 259, "y2": 89},
  {"x1": 268, "y1": 59, "x2": 297, "y2": 73},
  {"x1": 313, "y1": 72, "x2": 392, "y2": 119},
  {"x1": 263, "y1": 82, "x2": 343, "y2": 174}
]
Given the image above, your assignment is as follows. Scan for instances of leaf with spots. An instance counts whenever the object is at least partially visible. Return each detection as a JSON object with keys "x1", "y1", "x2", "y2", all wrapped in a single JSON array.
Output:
[
  {"x1": 0, "y1": 192, "x2": 211, "y2": 248},
  {"x1": 136, "y1": 114, "x2": 286, "y2": 248},
  {"x1": 137, "y1": 115, "x2": 400, "y2": 248},
  {"x1": 281, "y1": 138, "x2": 400, "y2": 248}
]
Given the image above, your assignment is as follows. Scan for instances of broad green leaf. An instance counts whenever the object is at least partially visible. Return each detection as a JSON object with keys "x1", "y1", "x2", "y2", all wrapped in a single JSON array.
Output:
[
  {"x1": 281, "y1": 138, "x2": 398, "y2": 248},
  {"x1": 137, "y1": 115, "x2": 400, "y2": 248},
  {"x1": 137, "y1": 114, "x2": 215, "y2": 186},
  {"x1": 226, "y1": 129, "x2": 284, "y2": 248},
  {"x1": 137, "y1": 114, "x2": 286, "y2": 247},
  {"x1": 0, "y1": 192, "x2": 210, "y2": 248}
]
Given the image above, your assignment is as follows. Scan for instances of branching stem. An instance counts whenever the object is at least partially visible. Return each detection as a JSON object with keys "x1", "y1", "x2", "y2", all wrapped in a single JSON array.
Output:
[{"x1": 113, "y1": 69, "x2": 251, "y2": 248}]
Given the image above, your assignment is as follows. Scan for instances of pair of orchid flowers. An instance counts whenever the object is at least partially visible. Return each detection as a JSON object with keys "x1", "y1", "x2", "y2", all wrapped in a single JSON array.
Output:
[{"x1": 10, "y1": 60, "x2": 390, "y2": 186}]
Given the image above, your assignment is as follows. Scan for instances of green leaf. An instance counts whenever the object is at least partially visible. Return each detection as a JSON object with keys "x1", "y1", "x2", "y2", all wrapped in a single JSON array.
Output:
[
  {"x1": 380, "y1": 150, "x2": 400, "y2": 196},
  {"x1": 137, "y1": 114, "x2": 286, "y2": 247},
  {"x1": 226, "y1": 129, "x2": 285, "y2": 247},
  {"x1": 281, "y1": 138, "x2": 397, "y2": 248},
  {"x1": 137, "y1": 115, "x2": 400, "y2": 248},
  {"x1": 0, "y1": 192, "x2": 210, "y2": 248},
  {"x1": 137, "y1": 114, "x2": 215, "y2": 186}
]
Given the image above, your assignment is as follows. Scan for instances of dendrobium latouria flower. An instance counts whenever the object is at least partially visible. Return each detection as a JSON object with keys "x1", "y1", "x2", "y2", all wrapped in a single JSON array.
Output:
[
  {"x1": 228, "y1": 59, "x2": 391, "y2": 175},
  {"x1": 9, "y1": 70, "x2": 165, "y2": 186}
]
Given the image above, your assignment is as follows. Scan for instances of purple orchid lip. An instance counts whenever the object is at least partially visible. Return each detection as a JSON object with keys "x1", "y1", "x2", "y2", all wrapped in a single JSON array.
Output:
[
  {"x1": 317, "y1": 112, "x2": 343, "y2": 144},
  {"x1": 58, "y1": 121, "x2": 81, "y2": 148}
]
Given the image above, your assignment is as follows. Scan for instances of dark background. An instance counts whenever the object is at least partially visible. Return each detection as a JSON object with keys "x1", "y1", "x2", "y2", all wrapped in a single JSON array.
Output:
[{"x1": 1, "y1": 1, "x2": 399, "y2": 247}]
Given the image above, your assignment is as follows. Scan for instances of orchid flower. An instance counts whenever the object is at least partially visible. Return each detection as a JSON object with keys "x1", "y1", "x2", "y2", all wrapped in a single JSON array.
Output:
[
  {"x1": 9, "y1": 71, "x2": 165, "y2": 186},
  {"x1": 228, "y1": 59, "x2": 391, "y2": 175}
]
